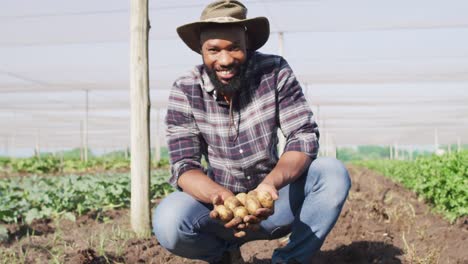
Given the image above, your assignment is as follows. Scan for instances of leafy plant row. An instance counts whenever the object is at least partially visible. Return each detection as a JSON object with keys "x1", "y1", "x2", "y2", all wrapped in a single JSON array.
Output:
[
  {"x1": 0, "y1": 171, "x2": 174, "y2": 224},
  {"x1": 0, "y1": 156, "x2": 169, "y2": 175},
  {"x1": 354, "y1": 151, "x2": 468, "y2": 222}
]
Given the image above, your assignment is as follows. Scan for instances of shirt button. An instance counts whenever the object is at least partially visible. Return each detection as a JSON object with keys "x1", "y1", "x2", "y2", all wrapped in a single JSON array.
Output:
[
  {"x1": 239, "y1": 149, "x2": 243, "y2": 154},
  {"x1": 246, "y1": 176, "x2": 251, "y2": 180}
]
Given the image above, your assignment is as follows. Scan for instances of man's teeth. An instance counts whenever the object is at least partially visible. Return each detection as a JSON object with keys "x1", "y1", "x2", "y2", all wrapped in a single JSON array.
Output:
[{"x1": 219, "y1": 70, "x2": 233, "y2": 76}]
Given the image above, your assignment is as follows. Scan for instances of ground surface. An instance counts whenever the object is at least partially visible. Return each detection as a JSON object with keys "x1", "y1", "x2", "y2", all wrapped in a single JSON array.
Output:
[{"x1": 1, "y1": 166, "x2": 467, "y2": 263}]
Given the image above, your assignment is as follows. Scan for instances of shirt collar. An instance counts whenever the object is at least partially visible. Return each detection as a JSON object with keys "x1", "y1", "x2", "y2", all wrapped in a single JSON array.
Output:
[{"x1": 200, "y1": 66, "x2": 224, "y2": 102}]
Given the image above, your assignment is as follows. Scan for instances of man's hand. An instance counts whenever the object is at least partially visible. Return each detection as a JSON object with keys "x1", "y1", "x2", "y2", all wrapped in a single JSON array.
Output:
[
  {"x1": 255, "y1": 182, "x2": 279, "y2": 200},
  {"x1": 209, "y1": 191, "x2": 235, "y2": 220},
  {"x1": 209, "y1": 188, "x2": 277, "y2": 238},
  {"x1": 209, "y1": 192, "x2": 250, "y2": 237},
  {"x1": 234, "y1": 184, "x2": 279, "y2": 235},
  {"x1": 242, "y1": 182, "x2": 278, "y2": 223}
]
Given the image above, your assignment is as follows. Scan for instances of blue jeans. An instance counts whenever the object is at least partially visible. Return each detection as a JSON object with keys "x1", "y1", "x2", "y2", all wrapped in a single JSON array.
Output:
[{"x1": 152, "y1": 157, "x2": 351, "y2": 263}]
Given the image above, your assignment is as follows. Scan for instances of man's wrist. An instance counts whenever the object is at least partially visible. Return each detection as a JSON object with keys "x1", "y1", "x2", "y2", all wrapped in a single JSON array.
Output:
[{"x1": 262, "y1": 171, "x2": 286, "y2": 190}]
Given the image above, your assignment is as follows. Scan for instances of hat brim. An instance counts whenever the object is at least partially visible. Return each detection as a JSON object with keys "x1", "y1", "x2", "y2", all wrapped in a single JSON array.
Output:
[{"x1": 176, "y1": 17, "x2": 270, "y2": 54}]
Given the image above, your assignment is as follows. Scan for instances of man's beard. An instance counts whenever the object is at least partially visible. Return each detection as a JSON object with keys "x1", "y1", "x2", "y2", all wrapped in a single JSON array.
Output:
[{"x1": 204, "y1": 61, "x2": 249, "y2": 96}]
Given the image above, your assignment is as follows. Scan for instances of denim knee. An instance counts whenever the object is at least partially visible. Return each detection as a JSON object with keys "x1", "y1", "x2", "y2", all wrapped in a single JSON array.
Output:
[
  {"x1": 307, "y1": 157, "x2": 351, "y2": 206},
  {"x1": 152, "y1": 192, "x2": 183, "y2": 252},
  {"x1": 152, "y1": 192, "x2": 229, "y2": 261},
  {"x1": 152, "y1": 192, "x2": 203, "y2": 255}
]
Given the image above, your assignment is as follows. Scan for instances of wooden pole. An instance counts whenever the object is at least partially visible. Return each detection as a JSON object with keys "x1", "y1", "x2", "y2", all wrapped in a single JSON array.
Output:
[
  {"x1": 130, "y1": 0, "x2": 151, "y2": 237},
  {"x1": 60, "y1": 151, "x2": 64, "y2": 173},
  {"x1": 80, "y1": 121, "x2": 84, "y2": 161},
  {"x1": 394, "y1": 142, "x2": 399, "y2": 160},
  {"x1": 35, "y1": 129, "x2": 41, "y2": 159},
  {"x1": 84, "y1": 89, "x2": 89, "y2": 162}
]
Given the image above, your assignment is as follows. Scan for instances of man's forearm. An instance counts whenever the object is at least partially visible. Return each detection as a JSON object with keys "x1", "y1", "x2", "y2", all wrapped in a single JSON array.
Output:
[
  {"x1": 261, "y1": 151, "x2": 312, "y2": 190},
  {"x1": 178, "y1": 169, "x2": 234, "y2": 204}
]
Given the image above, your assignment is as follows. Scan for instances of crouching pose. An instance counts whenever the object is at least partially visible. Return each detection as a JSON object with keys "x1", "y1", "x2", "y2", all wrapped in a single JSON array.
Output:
[{"x1": 153, "y1": 1, "x2": 351, "y2": 263}]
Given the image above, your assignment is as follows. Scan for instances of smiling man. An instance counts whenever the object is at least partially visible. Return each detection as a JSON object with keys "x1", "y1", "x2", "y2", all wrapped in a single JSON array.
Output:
[{"x1": 152, "y1": 1, "x2": 351, "y2": 264}]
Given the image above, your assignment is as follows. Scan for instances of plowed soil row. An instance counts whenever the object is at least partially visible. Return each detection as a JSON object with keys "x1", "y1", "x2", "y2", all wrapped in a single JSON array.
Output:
[{"x1": 1, "y1": 166, "x2": 466, "y2": 263}]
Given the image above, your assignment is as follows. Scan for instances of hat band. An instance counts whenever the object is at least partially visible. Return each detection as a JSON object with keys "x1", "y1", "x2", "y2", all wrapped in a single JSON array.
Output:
[{"x1": 202, "y1": 16, "x2": 242, "y2": 23}]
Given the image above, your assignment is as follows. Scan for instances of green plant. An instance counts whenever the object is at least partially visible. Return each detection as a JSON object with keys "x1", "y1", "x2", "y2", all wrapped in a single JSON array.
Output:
[
  {"x1": 0, "y1": 170, "x2": 174, "y2": 224},
  {"x1": 10, "y1": 156, "x2": 61, "y2": 174},
  {"x1": 354, "y1": 151, "x2": 468, "y2": 222}
]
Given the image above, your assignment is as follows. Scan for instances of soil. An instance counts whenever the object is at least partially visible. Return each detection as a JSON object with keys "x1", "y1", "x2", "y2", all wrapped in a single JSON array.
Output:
[{"x1": 1, "y1": 166, "x2": 466, "y2": 263}]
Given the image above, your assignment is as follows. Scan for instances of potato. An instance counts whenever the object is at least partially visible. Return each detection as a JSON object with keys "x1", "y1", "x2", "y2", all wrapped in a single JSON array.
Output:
[
  {"x1": 224, "y1": 196, "x2": 242, "y2": 211},
  {"x1": 245, "y1": 195, "x2": 261, "y2": 214},
  {"x1": 257, "y1": 191, "x2": 274, "y2": 209},
  {"x1": 215, "y1": 205, "x2": 234, "y2": 222},
  {"x1": 247, "y1": 190, "x2": 258, "y2": 197},
  {"x1": 235, "y1": 193, "x2": 247, "y2": 206},
  {"x1": 233, "y1": 206, "x2": 249, "y2": 219}
]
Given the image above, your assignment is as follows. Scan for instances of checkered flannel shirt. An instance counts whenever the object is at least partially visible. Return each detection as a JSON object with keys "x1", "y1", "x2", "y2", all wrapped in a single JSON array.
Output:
[{"x1": 166, "y1": 52, "x2": 319, "y2": 193}]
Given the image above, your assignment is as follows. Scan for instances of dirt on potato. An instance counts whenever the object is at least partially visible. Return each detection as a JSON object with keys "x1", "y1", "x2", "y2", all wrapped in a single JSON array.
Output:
[{"x1": 1, "y1": 166, "x2": 466, "y2": 263}]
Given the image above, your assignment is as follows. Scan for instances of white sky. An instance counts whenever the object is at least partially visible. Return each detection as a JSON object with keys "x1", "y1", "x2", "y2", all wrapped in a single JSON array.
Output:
[{"x1": 0, "y1": 0, "x2": 468, "y2": 156}]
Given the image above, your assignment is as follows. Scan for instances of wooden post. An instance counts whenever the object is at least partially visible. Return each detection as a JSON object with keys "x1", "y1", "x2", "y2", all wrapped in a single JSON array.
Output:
[
  {"x1": 35, "y1": 129, "x2": 41, "y2": 159},
  {"x1": 394, "y1": 142, "x2": 399, "y2": 160},
  {"x1": 60, "y1": 151, "x2": 64, "y2": 173},
  {"x1": 130, "y1": 0, "x2": 151, "y2": 237},
  {"x1": 80, "y1": 121, "x2": 84, "y2": 161},
  {"x1": 84, "y1": 89, "x2": 89, "y2": 162}
]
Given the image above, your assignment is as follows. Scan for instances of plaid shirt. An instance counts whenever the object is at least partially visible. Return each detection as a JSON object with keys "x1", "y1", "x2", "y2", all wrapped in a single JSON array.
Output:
[{"x1": 166, "y1": 52, "x2": 319, "y2": 193}]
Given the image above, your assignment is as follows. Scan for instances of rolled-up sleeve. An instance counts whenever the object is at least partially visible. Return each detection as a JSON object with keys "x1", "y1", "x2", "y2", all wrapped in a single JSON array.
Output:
[
  {"x1": 276, "y1": 58, "x2": 320, "y2": 159},
  {"x1": 166, "y1": 81, "x2": 204, "y2": 189}
]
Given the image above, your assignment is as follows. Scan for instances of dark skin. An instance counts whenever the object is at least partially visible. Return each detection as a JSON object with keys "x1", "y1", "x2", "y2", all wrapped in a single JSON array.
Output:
[{"x1": 177, "y1": 25, "x2": 312, "y2": 236}]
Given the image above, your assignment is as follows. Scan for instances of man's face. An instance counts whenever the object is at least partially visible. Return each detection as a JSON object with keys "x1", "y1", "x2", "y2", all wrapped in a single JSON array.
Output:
[{"x1": 200, "y1": 25, "x2": 248, "y2": 95}]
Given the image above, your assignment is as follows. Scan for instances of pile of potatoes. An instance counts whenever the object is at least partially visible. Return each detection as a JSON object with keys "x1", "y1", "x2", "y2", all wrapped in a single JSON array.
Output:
[{"x1": 214, "y1": 190, "x2": 274, "y2": 223}]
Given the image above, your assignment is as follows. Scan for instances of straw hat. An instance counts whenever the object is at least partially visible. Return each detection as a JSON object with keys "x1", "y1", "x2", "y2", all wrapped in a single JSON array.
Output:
[{"x1": 177, "y1": 0, "x2": 270, "y2": 54}]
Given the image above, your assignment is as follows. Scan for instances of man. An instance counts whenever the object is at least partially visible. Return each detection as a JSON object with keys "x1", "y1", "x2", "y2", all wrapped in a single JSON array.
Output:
[{"x1": 153, "y1": 1, "x2": 351, "y2": 263}]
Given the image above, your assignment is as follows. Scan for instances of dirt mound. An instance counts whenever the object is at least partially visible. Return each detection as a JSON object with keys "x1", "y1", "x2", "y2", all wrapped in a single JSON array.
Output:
[
  {"x1": 1, "y1": 166, "x2": 466, "y2": 263},
  {"x1": 2, "y1": 218, "x2": 55, "y2": 245},
  {"x1": 314, "y1": 166, "x2": 467, "y2": 263}
]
